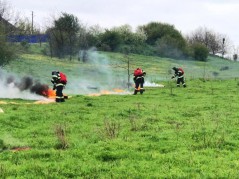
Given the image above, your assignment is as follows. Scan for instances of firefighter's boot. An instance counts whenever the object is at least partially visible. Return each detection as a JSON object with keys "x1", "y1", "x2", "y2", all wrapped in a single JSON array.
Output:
[
  {"x1": 133, "y1": 90, "x2": 138, "y2": 95},
  {"x1": 56, "y1": 98, "x2": 61, "y2": 102},
  {"x1": 140, "y1": 88, "x2": 145, "y2": 94}
]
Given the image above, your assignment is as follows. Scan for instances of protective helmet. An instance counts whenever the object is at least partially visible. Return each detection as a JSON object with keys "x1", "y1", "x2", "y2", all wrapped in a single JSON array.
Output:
[{"x1": 52, "y1": 71, "x2": 59, "y2": 75}]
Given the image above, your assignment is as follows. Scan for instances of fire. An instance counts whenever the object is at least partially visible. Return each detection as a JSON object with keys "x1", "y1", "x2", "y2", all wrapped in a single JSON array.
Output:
[
  {"x1": 100, "y1": 90, "x2": 111, "y2": 95},
  {"x1": 132, "y1": 84, "x2": 141, "y2": 90},
  {"x1": 113, "y1": 88, "x2": 124, "y2": 92},
  {"x1": 42, "y1": 89, "x2": 56, "y2": 98},
  {"x1": 47, "y1": 89, "x2": 56, "y2": 98},
  {"x1": 41, "y1": 88, "x2": 69, "y2": 100},
  {"x1": 88, "y1": 88, "x2": 130, "y2": 96}
]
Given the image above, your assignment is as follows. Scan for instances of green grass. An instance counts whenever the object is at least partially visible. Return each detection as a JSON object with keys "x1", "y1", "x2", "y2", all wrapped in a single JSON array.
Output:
[
  {"x1": 1, "y1": 79, "x2": 239, "y2": 178},
  {"x1": 1, "y1": 49, "x2": 239, "y2": 178},
  {"x1": 4, "y1": 51, "x2": 239, "y2": 86}
]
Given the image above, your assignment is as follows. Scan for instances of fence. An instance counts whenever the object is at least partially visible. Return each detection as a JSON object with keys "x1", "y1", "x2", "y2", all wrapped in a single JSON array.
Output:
[{"x1": 8, "y1": 34, "x2": 49, "y2": 43}]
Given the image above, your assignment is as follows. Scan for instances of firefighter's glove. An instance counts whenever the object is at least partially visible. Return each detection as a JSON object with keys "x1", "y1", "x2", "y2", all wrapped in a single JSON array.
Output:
[
  {"x1": 53, "y1": 85, "x2": 56, "y2": 90},
  {"x1": 171, "y1": 76, "x2": 174, "y2": 79}
]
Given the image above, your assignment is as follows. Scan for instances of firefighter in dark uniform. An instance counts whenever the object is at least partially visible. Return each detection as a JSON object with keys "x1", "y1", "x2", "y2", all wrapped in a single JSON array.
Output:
[
  {"x1": 51, "y1": 71, "x2": 65, "y2": 102},
  {"x1": 133, "y1": 68, "x2": 146, "y2": 95},
  {"x1": 171, "y1": 67, "x2": 186, "y2": 87}
]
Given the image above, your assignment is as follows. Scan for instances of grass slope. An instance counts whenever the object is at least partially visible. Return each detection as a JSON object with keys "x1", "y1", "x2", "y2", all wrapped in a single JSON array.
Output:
[
  {"x1": 1, "y1": 50, "x2": 239, "y2": 178},
  {"x1": 3, "y1": 49, "x2": 239, "y2": 85}
]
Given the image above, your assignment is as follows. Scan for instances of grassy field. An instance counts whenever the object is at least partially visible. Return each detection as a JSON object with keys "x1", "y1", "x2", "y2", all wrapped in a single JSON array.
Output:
[
  {"x1": 1, "y1": 48, "x2": 239, "y2": 178},
  {"x1": 3, "y1": 47, "x2": 239, "y2": 85}
]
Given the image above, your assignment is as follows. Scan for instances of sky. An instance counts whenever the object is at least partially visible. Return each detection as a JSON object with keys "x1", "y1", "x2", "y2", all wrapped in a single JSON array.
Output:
[{"x1": 7, "y1": 0, "x2": 239, "y2": 52}]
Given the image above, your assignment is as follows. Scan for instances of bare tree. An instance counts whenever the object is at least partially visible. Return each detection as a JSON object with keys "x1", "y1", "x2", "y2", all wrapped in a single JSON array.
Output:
[
  {"x1": 0, "y1": 0, "x2": 13, "y2": 21},
  {"x1": 186, "y1": 27, "x2": 232, "y2": 56},
  {"x1": 0, "y1": 0, "x2": 19, "y2": 34}
]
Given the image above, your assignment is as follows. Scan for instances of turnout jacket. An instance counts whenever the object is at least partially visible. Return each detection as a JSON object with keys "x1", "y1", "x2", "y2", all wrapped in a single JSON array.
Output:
[
  {"x1": 51, "y1": 71, "x2": 65, "y2": 89},
  {"x1": 133, "y1": 70, "x2": 146, "y2": 82},
  {"x1": 172, "y1": 68, "x2": 184, "y2": 79}
]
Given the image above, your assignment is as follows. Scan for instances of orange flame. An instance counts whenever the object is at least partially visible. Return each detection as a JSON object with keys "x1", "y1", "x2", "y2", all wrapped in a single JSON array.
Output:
[
  {"x1": 88, "y1": 88, "x2": 128, "y2": 96},
  {"x1": 113, "y1": 88, "x2": 124, "y2": 92},
  {"x1": 132, "y1": 84, "x2": 140, "y2": 90},
  {"x1": 42, "y1": 89, "x2": 56, "y2": 98},
  {"x1": 47, "y1": 89, "x2": 56, "y2": 98}
]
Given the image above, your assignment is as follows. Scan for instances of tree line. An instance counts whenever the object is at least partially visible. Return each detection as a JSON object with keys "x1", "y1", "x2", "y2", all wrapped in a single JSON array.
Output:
[
  {"x1": 0, "y1": 0, "x2": 234, "y2": 66},
  {"x1": 43, "y1": 13, "x2": 230, "y2": 62}
]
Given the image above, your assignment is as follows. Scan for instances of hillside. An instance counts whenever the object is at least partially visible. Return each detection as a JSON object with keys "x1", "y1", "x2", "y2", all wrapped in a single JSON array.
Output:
[
  {"x1": 1, "y1": 49, "x2": 239, "y2": 178},
  {"x1": 2, "y1": 48, "x2": 239, "y2": 90}
]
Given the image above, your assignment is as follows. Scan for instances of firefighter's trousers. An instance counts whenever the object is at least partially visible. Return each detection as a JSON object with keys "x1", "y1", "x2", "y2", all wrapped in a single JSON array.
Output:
[
  {"x1": 134, "y1": 76, "x2": 145, "y2": 94},
  {"x1": 56, "y1": 85, "x2": 65, "y2": 102},
  {"x1": 177, "y1": 76, "x2": 186, "y2": 87}
]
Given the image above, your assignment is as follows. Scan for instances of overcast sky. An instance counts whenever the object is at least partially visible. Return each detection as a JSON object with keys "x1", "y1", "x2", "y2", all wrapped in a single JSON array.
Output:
[{"x1": 8, "y1": 0, "x2": 239, "y2": 51}]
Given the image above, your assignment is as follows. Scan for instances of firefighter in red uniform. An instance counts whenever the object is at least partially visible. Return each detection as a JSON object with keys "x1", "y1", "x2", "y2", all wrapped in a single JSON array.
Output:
[
  {"x1": 171, "y1": 67, "x2": 186, "y2": 87},
  {"x1": 51, "y1": 71, "x2": 66, "y2": 102},
  {"x1": 133, "y1": 68, "x2": 146, "y2": 95}
]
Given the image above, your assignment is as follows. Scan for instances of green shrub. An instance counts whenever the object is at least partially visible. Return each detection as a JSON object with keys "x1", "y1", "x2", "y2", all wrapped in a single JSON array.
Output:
[
  {"x1": 0, "y1": 27, "x2": 17, "y2": 66},
  {"x1": 192, "y1": 43, "x2": 209, "y2": 61}
]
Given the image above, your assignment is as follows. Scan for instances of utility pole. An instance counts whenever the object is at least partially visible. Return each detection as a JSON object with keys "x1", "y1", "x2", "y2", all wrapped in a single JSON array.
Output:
[
  {"x1": 127, "y1": 55, "x2": 130, "y2": 89},
  {"x1": 31, "y1": 11, "x2": 34, "y2": 34},
  {"x1": 222, "y1": 38, "x2": 225, "y2": 58}
]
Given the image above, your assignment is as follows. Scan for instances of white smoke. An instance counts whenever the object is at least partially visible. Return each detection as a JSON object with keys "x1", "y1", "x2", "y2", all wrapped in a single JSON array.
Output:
[
  {"x1": 0, "y1": 49, "x2": 130, "y2": 99},
  {"x1": 0, "y1": 83, "x2": 45, "y2": 100},
  {"x1": 144, "y1": 81, "x2": 165, "y2": 87},
  {"x1": 65, "y1": 49, "x2": 129, "y2": 94}
]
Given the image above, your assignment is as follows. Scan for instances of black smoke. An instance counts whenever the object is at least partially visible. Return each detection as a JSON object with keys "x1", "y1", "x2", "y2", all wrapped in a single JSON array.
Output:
[
  {"x1": 30, "y1": 82, "x2": 49, "y2": 96},
  {"x1": 2, "y1": 72, "x2": 49, "y2": 97}
]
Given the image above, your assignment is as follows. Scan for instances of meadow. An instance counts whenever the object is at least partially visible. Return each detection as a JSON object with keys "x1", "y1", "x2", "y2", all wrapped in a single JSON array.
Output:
[{"x1": 1, "y1": 48, "x2": 239, "y2": 178}]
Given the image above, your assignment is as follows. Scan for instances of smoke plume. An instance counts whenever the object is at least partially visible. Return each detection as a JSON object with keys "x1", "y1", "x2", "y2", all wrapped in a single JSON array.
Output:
[
  {"x1": 0, "y1": 69, "x2": 48, "y2": 100},
  {"x1": 64, "y1": 49, "x2": 129, "y2": 95}
]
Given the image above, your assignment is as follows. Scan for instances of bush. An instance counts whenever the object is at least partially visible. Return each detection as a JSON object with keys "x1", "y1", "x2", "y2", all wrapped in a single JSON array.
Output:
[
  {"x1": 20, "y1": 40, "x2": 30, "y2": 50},
  {"x1": 0, "y1": 43, "x2": 16, "y2": 66},
  {"x1": 116, "y1": 44, "x2": 156, "y2": 56},
  {"x1": 155, "y1": 35, "x2": 187, "y2": 59},
  {"x1": 0, "y1": 25, "x2": 17, "y2": 66},
  {"x1": 191, "y1": 43, "x2": 209, "y2": 61}
]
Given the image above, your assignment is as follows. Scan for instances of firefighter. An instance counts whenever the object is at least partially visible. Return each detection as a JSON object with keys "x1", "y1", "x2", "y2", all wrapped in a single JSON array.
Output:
[
  {"x1": 171, "y1": 67, "x2": 186, "y2": 87},
  {"x1": 51, "y1": 71, "x2": 65, "y2": 102},
  {"x1": 133, "y1": 68, "x2": 146, "y2": 95}
]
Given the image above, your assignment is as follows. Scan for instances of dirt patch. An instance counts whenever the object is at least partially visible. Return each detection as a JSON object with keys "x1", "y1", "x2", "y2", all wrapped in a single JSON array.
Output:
[
  {"x1": 0, "y1": 108, "x2": 4, "y2": 113},
  {"x1": 0, "y1": 101, "x2": 7, "y2": 104},
  {"x1": 11, "y1": 146, "x2": 31, "y2": 152},
  {"x1": 34, "y1": 99, "x2": 55, "y2": 104}
]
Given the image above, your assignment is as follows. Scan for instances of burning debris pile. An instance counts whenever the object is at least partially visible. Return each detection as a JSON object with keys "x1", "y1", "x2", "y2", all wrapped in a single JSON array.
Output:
[{"x1": 0, "y1": 69, "x2": 53, "y2": 100}]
